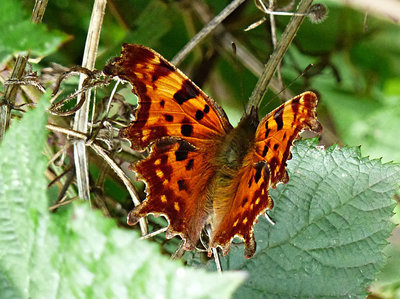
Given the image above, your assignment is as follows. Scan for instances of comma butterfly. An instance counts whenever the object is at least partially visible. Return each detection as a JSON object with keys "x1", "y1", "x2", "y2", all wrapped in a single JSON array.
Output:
[{"x1": 103, "y1": 44, "x2": 322, "y2": 258}]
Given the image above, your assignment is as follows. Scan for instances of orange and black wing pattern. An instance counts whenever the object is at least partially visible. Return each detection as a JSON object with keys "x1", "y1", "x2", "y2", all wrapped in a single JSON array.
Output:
[
  {"x1": 104, "y1": 44, "x2": 232, "y2": 250},
  {"x1": 103, "y1": 44, "x2": 232, "y2": 150},
  {"x1": 210, "y1": 91, "x2": 321, "y2": 258},
  {"x1": 255, "y1": 91, "x2": 322, "y2": 185}
]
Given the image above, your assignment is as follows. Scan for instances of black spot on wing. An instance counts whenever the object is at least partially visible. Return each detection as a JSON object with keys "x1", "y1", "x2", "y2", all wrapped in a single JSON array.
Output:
[
  {"x1": 181, "y1": 124, "x2": 193, "y2": 136},
  {"x1": 164, "y1": 114, "x2": 173, "y2": 122},
  {"x1": 160, "y1": 100, "x2": 165, "y2": 108},
  {"x1": 254, "y1": 162, "x2": 265, "y2": 184},
  {"x1": 274, "y1": 106, "x2": 284, "y2": 131},
  {"x1": 273, "y1": 143, "x2": 279, "y2": 151},
  {"x1": 195, "y1": 110, "x2": 204, "y2": 121},
  {"x1": 262, "y1": 144, "x2": 268, "y2": 157},
  {"x1": 204, "y1": 104, "x2": 210, "y2": 114},
  {"x1": 265, "y1": 121, "x2": 271, "y2": 139},
  {"x1": 241, "y1": 197, "x2": 248, "y2": 207},
  {"x1": 174, "y1": 79, "x2": 200, "y2": 105},
  {"x1": 248, "y1": 176, "x2": 253, "y2": 188},
  {"x1": 290, "y1": 96, "x2": 301, "y2": 116},
  {"x1": 177, "y1": 179, "x2": 187, "y2": 191},
  {"x1": 152, "y1": 59, "x2": 175, "y2": 82},
  {"x1": 186, "y1": 159, "x2": 194, "y2": 170}
]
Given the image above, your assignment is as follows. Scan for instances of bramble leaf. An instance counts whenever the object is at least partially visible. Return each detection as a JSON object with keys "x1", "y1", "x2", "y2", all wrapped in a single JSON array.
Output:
[{"x1": 214, "y1": 140, "x2": 399, "y2": 298}]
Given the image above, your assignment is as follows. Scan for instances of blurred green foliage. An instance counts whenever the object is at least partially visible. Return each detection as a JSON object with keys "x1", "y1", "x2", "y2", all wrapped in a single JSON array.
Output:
[{"x1": 0, "y1": 92, "x2": 244, "y2": 299}]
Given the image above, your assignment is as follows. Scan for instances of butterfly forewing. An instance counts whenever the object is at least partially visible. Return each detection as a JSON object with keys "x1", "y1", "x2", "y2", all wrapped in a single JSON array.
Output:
[
  {"x1": 104, "y1": 44, "x2": 232, "y2": 150},
  {"x1": 255, "y1": 91, "x2": 321, "y2": 185}
]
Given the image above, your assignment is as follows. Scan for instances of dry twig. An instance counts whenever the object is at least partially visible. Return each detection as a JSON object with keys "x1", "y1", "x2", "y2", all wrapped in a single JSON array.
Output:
[
  {"x1": 0, "y1": 0, "x2": 48, "y2": 139},
  {"x1": 172, "y1": 0, "x2": 247, "y2": 65},
  {"x1": 72, "y1": 0, "x2": 107, "y2": 200},
  {"x1": 190, "y1": 0, "x2": 286, "y2": 97}
]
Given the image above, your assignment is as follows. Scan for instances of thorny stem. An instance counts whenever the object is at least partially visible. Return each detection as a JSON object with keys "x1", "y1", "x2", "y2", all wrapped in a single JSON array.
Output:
[
  {"x1": 46, "y1": 123, "x2": 147, "y2": 235},
  {"x1": 246, "y1": 0, "x2": 314, "y2": 114}
]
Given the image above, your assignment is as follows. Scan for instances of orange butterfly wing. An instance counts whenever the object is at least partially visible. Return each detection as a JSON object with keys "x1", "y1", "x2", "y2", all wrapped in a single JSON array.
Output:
[
  {"x1": 104, "y1": 44, "x2": 232, "y2": 150},
  {"x1": 104, "y1": 44, "x2": 233, "y2": 250},
  {"x1": 209, "y1": 92, "x2": 322, "y2": 258},
  {"x1": 105, "y1": 44, "x2": 322, "y2": 258}
]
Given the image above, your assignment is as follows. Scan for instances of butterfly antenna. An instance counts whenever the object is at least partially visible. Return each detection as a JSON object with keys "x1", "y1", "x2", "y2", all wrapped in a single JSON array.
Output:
[
  {"x1": 231, "y1": 42, "x2": 246, "y2": 112},
  {"x1": 260, "y1": 63, "x2": 314, "y2": 111}
]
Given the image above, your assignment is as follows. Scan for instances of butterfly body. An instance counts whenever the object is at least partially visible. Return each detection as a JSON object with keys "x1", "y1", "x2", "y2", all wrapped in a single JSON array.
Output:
[{"x1": 104, "y1": 44, "x2": 322, "y2": 258}]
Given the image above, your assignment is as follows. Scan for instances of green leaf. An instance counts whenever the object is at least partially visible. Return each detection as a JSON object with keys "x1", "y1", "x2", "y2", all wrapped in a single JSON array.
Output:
[
  {"x1": 0, "y1": 93, "x2": 244, "y2": 299},
  {"x1": 51, "y1": 205, "x2": 245, "y2": 299},
  {"x1": 0, "y1": 0, "x2": 67, "y2": 63},
  {"x1": 0, "y1": 93, "x2": 50, "y2": 298},
  {"x1": 213, "y1": 140, "x2": 399, "y2": 298}
]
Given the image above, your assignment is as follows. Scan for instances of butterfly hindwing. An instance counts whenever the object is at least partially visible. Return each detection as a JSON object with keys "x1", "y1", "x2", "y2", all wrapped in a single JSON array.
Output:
[
  {"x1": 210, "y1": 161, "x2": 273, "y2": 258},
  {"x1": 127, "y1": 138, "x2": 217, "y2": 250}
]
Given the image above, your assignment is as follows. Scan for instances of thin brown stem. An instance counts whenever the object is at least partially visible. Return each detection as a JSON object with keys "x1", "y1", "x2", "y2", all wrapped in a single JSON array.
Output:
[
  {"x1": 47, "y1": 121, "x2": 147, "y2": 234},
  {"x1": 190, "y1": 0, "x2": 284, "y2": 95},
  {"x1": 31, "y1": 0, "x2": 49, "y2": 24},
  {"x1": 0, "y1": 56, "x2": 28, "y2": 139},
  {"x1": 246, "y1": 0, "x2": 314, "y2": 114},
  {"x1": 172, "y1": 0, "x2": 247, "y2": 65},
  {"x1": 0, "y1": 0, "x2": 48, "y2": 139},
  {"x1": 89, "y1": 143, "x2": 147, "y2": 235}
]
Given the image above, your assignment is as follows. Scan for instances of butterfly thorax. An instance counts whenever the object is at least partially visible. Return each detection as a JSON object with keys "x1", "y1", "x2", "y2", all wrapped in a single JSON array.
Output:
[{"x1": 215, "y1": 108, "x2": 259, "y2": 175}]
